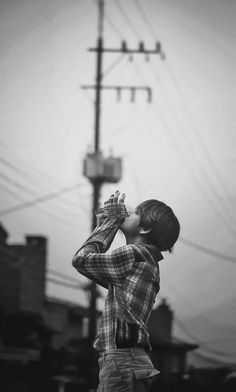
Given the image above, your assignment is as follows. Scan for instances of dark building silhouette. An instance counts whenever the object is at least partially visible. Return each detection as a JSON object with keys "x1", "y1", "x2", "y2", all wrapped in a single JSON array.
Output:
[
  {"x1": 0, "y1": 224, "x2": 46, "y2": 316},
  {"x1": 0, "y1": 224, "x2": 88, "y2": 390}
]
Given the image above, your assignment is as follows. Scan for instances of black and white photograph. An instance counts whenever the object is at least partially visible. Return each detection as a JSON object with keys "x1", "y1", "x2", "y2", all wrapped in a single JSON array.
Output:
[{"x1": 0, "y1": 1, "x2": 235, "y2": 391}]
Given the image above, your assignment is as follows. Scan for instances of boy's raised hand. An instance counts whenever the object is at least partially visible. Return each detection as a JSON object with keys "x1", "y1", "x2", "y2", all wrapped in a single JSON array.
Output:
[{"x1": 104, "y1": 190, "x2": 126, "y2": 205}]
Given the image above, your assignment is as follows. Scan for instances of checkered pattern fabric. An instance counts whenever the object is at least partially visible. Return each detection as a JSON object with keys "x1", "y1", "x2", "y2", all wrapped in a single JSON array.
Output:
[{"x1": 72, "y1": 201, "x2": 163, "y2": 352}]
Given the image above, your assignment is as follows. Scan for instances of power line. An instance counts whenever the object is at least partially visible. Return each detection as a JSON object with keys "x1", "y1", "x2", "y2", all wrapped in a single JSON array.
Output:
[
  {"x1": 133, "y1": 0, "x2": 236, "y2": 227},
  {"x1": 133, "y1": 60, "x2": 236, "y2": 238},
  {"x1": 158, "y1": 294, "x2": 233, "y2": 359},
  {"x1": 47, "y1": 268, "x2": 82, "y2": 285},
  {"x1": 105, "y1": 13, "x2": 123, "y2": 39},
  {"x1": 117, "y1": 110, "x2": 236, "y2": 264},
  {"x1": 115, "y1": 0, "x2": 141, "y2": 39},
  {"x1": 148, "y1": 61, "x2": 236, "y2": 235},
  {"x1": 0, "y1": 183, "x2": 85, "y2": 217},
  {"x1": 0, "y1": 171, "x2": 36, "y2": 197},
  {"x1": 0, "y1": 141, "x2": 76, "y2": 192},
  {"x1": 102, "y1": 53, "x2": 126, "y2": 78},
  {"x1": 0, "y1": 150, "x2": 89, "y2": 211},
  {"x1": 179, "y1": 237, "x2": 236, "y2": 263},
  {"x1": 0, "y1": 182, "x2": 28, "y2": 204},
  {"x1": 0, "y1": 179, "x2": 89, "y2": 228},
  {"x1": 126, "y1": 4, "x2": 235, "y2": 230},
  {"x1": 47, "y1": 277, "x2": 84, "y2": 290},
  {"x1": 133, "y1": 0, "x2": 158, "y2": 40},
  {"x1": 165, "y1": 59, "x2": 235, "y2": 210},
  {"x1": 190, "y1": 348, "x2": 236, "y2": 367},
  {"x1": 0, "y1": 242, "x2": 87, "y2": 289},
  {"x1": 174, "y1": 314, "x2": 236, "y2": 359},
  {"x1": 91, "y1": 0, "x2": 123, "y2": 39}
]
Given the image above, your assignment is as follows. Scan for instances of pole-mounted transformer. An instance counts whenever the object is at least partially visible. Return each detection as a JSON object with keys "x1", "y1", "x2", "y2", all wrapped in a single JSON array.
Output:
[{"x1": 83, "y1": 151, "x2": 122, "y2": 183}]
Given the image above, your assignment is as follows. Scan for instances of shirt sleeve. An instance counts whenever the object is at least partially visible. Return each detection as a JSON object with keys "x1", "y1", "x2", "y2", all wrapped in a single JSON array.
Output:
[
  {"x1": 72, "y1": 201, "x2": 134, "y2": 285},
  {"x1": 72, "y1": 245, "x2": 135, "y2": 285}
]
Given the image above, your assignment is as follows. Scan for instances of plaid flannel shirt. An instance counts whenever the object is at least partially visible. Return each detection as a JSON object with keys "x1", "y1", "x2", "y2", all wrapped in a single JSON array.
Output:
[{"x1": 72, "y1": 201, "x2": 163, "y2": 352}]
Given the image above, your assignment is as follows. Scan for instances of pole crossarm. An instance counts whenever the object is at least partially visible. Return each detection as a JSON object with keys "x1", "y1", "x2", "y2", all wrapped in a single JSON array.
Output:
[
  {"x1": 81, "y1": 85, "x2": 152, "y2": 102},
  {"x1": 88, "y1": 40, "x2": 164, "y2": 57}
]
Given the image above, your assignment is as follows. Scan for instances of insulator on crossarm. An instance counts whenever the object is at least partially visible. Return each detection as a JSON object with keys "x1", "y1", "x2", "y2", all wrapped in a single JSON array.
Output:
[
  {"x1": 156, "y1": 41, "x2": 161, "y2": 53},
  {"x1": 145, "y1": 53, "x2": 150, "y2": 62},
  {"x1": 147, "y1": 88, "x2": 152, "y2": 103},
  {"x1": 139, "y1": 41, "x2": 145, "y2": 52},
  {"x1": 121, "y1": 40, "x2": 127, "y2": 52},
  {"x1": 161, "y1": 51, "x2": 166, "y2": 60},
  {"x1": 130, "y1": 87, "x2": 135, "y2": 102},
  {"x1": 129, "y1": 54, "x2": 133, "y2": 62},
  {"x1": 116, "y1": 87, "x2": 121, "y2": 101}
]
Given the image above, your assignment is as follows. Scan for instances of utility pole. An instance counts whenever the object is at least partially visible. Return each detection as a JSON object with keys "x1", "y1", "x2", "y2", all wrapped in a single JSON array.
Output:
[
  {"x1": 88, "y1": 0, "x2": 104, "y2": 351},
  {"x1": 82, "y1": 0, "x2": 164, "y2": 387}
]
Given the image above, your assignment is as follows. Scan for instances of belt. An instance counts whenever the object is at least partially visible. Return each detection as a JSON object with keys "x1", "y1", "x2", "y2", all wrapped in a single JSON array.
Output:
[{"x1": 116, "y1": 341, "x2": 149, "y2": 352}]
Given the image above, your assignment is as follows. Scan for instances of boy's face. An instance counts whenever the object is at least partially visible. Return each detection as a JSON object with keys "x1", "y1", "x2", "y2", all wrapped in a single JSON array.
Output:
[{"x1": 120, "y1": 206, "x2": 140, "y2": 235}]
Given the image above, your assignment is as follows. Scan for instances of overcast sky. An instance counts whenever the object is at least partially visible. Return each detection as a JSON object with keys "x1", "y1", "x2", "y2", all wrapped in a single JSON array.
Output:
[{"x1": 0, "y1": 0, "x2": 236, "y2": 368}]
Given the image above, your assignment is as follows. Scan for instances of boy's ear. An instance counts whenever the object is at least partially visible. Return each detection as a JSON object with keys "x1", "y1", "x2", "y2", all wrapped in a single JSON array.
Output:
[{"x1": 139, "y1": 227, "x2": 152, "y2": 235}]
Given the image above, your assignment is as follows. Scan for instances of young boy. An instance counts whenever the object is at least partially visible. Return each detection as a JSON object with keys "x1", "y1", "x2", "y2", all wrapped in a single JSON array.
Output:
[{"x1": 72, "y1": 190, "x2": 180, "y2": 392}]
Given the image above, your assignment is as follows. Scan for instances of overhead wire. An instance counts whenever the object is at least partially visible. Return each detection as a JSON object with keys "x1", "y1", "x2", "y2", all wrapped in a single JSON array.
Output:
[
  {"x1": 0, "y1": 144, "x2": 89, "y2": 210},
  {"x1": 114, "y1": 0, "x2": 141, "y2": 40},
  {"x1": 173, "y1": 316, "x2": 232, "y2": 357},
  {"x1": 165, "y1": 59, "x2": 234, "y2": 208},
  {"x1": 190, "y1": 348, "x2": 236, "y2": 367},
  {"x1": 91, "y1": 0, "x2": 124, "y2": 40},
  {"x1": 133, "y1": 0, "x2": 236, "y2": 229},
  {"x1": 0, "y1": 182, "x2": 87, "y2": 228},
  {"x1": 47, "y1": 268, "x2": 83, "y2": 285},
  {"x1": 155, "y1": 61, "x2": 236, "y2": 224},
  {"x1": 102, "y1": 53, "x2": 126, "y2": 79},
  {"x1": 133, "y1": 0, "x2": 157, "y2": 38},
  {"x1": 0, "y1": 167, "x2": 89, "y2": 227},
  {"x1": 0, "y1": 172, "x2": 89, "y2": 223},
  {"x1": 0, "y1": 182, "x2": 87, "y2": 217},
  {"x1": 47, "y1": 277, "x2": 83, "y2": 291},
  {"x1": 0, "y1": 141, "x2": 65, "y2": 187},
  {"x1": 0, "y1": 144, "x2": 91, "y2": 225},
  {"x1": 115, "y1": 104, "x2": 236, "y2": 264},
  {"x1": 158, "y1": 292, "x2": 236, "y2": 360},
  {"x1": 105, "y1": 13, "x2": 124, "y2": 39},
  {"x1": 179, "y1": 237, "x2": 236, "y2": 263},
  {"x1": 0, "y1": 242, "x2": 88, "y2": 294},
  {"x1": 127, "y1": 38, "x2": 236, "y2": 237},
  {"x1": 134, "y1": 59, "x2": 236, "y2": 239}
]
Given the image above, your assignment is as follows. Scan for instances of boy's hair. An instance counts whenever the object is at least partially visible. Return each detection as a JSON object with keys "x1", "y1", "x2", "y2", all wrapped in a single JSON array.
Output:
[{"x1": 136, "y1": 199, "x2": 180, "y2": 252}]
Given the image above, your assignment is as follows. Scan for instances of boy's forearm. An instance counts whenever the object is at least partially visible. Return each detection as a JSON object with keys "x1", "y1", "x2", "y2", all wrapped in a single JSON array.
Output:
[
  {"x1": 77, "y1": 220, "x2": 120, "y2": 256},
  {"x1": 74, "y1": 202, "x2": 127, "y2": 257}
]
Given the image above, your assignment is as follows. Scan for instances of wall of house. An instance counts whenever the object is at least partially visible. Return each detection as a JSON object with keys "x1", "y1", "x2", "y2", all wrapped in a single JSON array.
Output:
[
  {"x1": 19, "y1": 236, "x2": 47, "y2": 315},
  {"x1": 148, "y1": 298, "x2": 173, "y2": 342},
  {"x1": 44, "y1": 299, "x2": 84, "y2": 349},
  {"x1": 0, "y1": 258, "x2": 21, "y2": 314},
  {"x1": 0, "y1": 231, "x2": 47, "y2": 316}
]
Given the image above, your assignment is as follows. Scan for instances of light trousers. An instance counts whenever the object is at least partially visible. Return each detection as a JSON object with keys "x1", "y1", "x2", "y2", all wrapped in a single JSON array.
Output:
[{"x1": 97, "y1": 347, "x2": 159, "y2": 392}]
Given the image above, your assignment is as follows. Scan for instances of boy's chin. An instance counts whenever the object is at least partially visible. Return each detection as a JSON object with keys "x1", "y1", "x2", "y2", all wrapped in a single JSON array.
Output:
[{"x1": 119, "y1": 226, "x2": 125, "y2": 233}]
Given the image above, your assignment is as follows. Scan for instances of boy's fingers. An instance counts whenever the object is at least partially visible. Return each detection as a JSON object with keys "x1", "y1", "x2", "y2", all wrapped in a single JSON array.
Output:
[
  {"x1": 119, "y1": 193, "x2": 126, "y2": 203},
  {"x1": 108, "y1": 193, "x2": 115, "y2": 203},
  {"x1": 104, "y1": 191, "x2": 123, "y2": 205},
  {"x1": 113, "y1": 190, "x2": 120, "y2": 202}
]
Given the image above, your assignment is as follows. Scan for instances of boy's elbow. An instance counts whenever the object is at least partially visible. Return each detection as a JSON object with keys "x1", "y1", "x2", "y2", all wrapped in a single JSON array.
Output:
[{"x1": 72, "y1": 253, "x2": 83, "y2": 269}]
